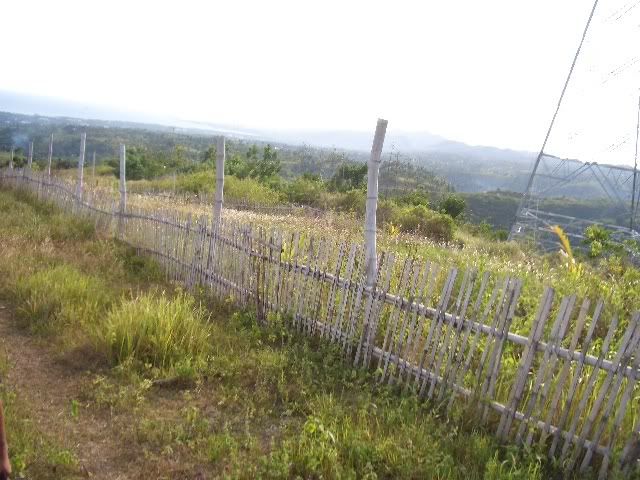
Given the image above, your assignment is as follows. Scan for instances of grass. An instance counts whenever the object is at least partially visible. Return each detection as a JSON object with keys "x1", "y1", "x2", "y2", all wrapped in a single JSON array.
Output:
[
  {"x1": 124, "y1": 179, "x2": 640, "y2": 327},
  {"x1": 121, "y1": 308, "x2": 555, "y2": 479},
  {"x1": 100, "y1": 290, "x2": 211, "y2": 376},
  {"x1": 22, "y1": 174, "x2": 640, "y2": 463},
  {"x1": 52, "y1": 168, "x2": 640, "y2": 328},
  {"x1": 0, "y1": 185, "x2": 584, "y2": 478},
  {"x1": 129, "y1": 170, "x2": 284, "y2": 205},
  {"x1": 0, "y1": 351, "x2": 80, "y2": 479},
  {"x1": 15, "y1": 264, "x2": 112, "y2": 335}
]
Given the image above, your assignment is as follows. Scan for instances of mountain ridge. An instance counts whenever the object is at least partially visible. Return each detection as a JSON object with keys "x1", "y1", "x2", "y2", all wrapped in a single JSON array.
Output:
[{"x1": 0, "y1": 90, "x2": 536, "y2": 160}]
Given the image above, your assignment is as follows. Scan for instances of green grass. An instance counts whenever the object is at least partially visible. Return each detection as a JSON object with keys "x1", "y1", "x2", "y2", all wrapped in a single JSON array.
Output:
[
  {"x1": 0, "y1": 185, "x2": 621, "y2": 478},
  {"x1": 15, "y1": 264, "x2": 112, "y2": 335},
  {"x1": 0, "y1": 352, "x2": 80, "y2": 479},
  {"x1": 100, "y1": 291, "x2": 211, "y2": 377},
  {"x1": 129, "y1": 171, "x2": 283, "y2": 205},
  {"x1": 125, "y1": 308, "x2": 554, "y2": 479}
]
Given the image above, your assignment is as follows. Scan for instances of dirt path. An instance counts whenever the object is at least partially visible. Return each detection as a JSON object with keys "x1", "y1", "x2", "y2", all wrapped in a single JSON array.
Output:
[{"x1": 0, "y1": 303, "x2": 145, "y2": 480}]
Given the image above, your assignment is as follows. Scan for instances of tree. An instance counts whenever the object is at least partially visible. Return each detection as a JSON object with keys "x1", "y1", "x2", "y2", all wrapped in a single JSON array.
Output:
[
  {"x1": 439, "y1": 194, "x2": 466, "y2": 219},
  {"x1": 226, "y1": 153, "x2": 249, "y2": 178},
  {"x1": 246, "y1": 144, "x2": 259, "y2": 160},
  {"x1": 328, "y1": 163, "x2": 367, "y2": 192},
  {"x1": 109, "y1": 147, "x2": 152, "y2": 180},
  {"x1": 252, "y1": 144, "x2": 280, "y2": 179},
  {"x1": 203, "y1": 146, "x2": 217, "y2": 169}
]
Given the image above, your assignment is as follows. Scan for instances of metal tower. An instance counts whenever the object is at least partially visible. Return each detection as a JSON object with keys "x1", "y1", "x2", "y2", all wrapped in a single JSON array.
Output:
[{"x1": 509, "y1": 0, "x2": 640, "y2": 253}]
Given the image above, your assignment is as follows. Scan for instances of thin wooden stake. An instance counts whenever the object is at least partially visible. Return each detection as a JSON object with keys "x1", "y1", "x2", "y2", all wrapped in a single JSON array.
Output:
[
  {"x1": 213, "y1": 136, "x2": 225, "y2": 226},
  {"x1": 47, "y1": 134, "x2": 53, "y2": 176},
  {"x1": 118, "y1": 144, "x2": 127, "y2": 239},
  {"x1": 76, "y1": 133, "x2": 86, "y2": 200},
  {"x1": 27, "y1": 141, "x2": 33, "y2": 171}
]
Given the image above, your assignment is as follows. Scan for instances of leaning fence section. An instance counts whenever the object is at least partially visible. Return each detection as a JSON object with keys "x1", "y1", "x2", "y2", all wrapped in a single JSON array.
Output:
[{"x1": 1, "y1": 168, "x2": 639, "y2": 479}]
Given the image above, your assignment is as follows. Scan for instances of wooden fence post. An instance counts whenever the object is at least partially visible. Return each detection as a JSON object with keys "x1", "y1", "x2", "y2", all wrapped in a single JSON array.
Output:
[
  {"x1": 213, "y1": 136, "x2": 225, "y2": 226},
  {"x1": 364, "y1": 118, "x2": 388, "y2": 286},
  {"x1": 118, "y1": 144, "x2": 127, "y2": 238},
  {"x1": 354, "y1": 119, "x2": 387, "y2": 366},
  {"x1": 25, "y1": 141, "x2": 33, "y2": 177},
  {"x1": 9, "y1": 148, "x2": 13, "y2": 170},
  {"x1": 47, "y1": 133, "x2": 53, "y2": 176},
  {"x1": 92, "y1": 151, "x2": 96, "y2": 178},
  {"x1": 76, "y1": 133, "x2": 86, "y2": 201}
]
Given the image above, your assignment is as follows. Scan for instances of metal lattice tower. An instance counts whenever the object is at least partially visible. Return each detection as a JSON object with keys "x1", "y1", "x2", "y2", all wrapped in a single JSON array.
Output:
[{"x1": 510, "y1": 0, "x2": 640, "y2": 252}]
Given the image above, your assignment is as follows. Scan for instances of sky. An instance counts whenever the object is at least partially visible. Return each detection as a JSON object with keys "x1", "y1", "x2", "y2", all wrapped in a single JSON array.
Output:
[{"x1": 1, "y1": 0, "x2": 639, "y2": 163}]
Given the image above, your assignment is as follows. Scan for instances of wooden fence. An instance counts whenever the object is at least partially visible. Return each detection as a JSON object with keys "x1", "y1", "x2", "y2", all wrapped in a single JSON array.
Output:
[{"x1": 1, "y1": 168, "x2": 639, "y2": 479}]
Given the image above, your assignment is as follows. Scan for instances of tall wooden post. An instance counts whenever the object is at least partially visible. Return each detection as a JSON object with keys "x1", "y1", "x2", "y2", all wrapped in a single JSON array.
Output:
[
  {"x1": 118, "y1": 144, "x2": 127, "y2": 238},
  {"x1": 364, "y1": 118, "x2": 388, "y2": 287},
  {"x1": 9, "y1": 148, "x2": 13, "y2": 169},
  {"x1": 213, "y1": 136, "x2": 225, "y2": 226},
  {"x1": 76, "y1": 133, "x2": 86, "y2": 200},
  {"x1": 47, "y1": 134, "x2": 53, "y2": 176},
  {"x1": 26, "y1": 141, "x2": 33, "y2": 172},
  {"x1": 92, "y1": 151, "x2": 96, "y2": 178}
]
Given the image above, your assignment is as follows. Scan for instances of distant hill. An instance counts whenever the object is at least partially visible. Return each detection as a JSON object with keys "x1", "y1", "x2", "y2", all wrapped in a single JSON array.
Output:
[{"x1": 0, "y1": 90, "x2": 543, "y2": 195}]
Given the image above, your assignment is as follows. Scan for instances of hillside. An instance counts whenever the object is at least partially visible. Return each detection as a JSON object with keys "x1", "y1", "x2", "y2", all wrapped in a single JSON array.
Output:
[{"x1": 0, "y1": 182, "x2": 562, "y2": 479}]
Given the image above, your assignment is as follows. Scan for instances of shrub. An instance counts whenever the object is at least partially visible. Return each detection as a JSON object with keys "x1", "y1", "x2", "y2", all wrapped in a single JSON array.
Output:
[
  {"x1": 286, "y1": 177, "x2": 326, "y2": 207},
  {"x1": 395, "y1": 190, "x2": 430, "y2": 208},
  {"x1": 439, "y1": 194, "x2": 466, "y2": 219},
  {"x1": 96, "y1": 164, "x2": 116, "y2": 176},
  {"x1": 332, "y1": 189, "x2": 366, "y2": 215},
  {"x1": 225, "y1": 176, "x2": 283, "y2": 205},
  {"x1": 328, "y1": 163, "x2": 367, "y2": 192},
  {"x1": 377, "y1": 198, "x2": 402, "y2": 226},
  {"x1": 15, "y1": 265, "x2": 111, "y2": 334},
  {"x1": 99, "y1": 291, "x2": 211, "y2": 375},
  {"x1": 398, "y1": 205, "x2": 454, "y2": 243},
  {"x1": 494, "y1": 229, "x2": 509, "y2": 241},
  {"x1": 583, "y1": 224, "x2": 621, "y2": 258},
  {"x1": 129, "y1": 171, "x2": 283, "y2": 205}
]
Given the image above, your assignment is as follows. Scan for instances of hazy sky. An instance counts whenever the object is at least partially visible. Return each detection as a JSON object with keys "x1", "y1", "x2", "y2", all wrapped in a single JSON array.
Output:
[{"x1": 2, "y1": 0, "x2": 639, "y2": 162}]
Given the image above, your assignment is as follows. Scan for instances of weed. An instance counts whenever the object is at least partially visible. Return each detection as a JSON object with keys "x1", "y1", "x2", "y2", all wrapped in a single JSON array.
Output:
[
  {"x1": 98, "y1": 291, "x2": 211, "y2": 377},
  {"x1": 14, "y1": 265, "x2": 111, "y2": 335},
  {"x1": 0, "y1": 353, "x2": 82, "y2": 479}
]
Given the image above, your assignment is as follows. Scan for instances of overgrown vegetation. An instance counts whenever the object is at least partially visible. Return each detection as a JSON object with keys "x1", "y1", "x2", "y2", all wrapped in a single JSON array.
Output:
[
  {"x1": 126, "y1": 165, "x2": 465, "y2": 243},
  {"x1": 101, "y1": 291, "x2": 211, "y2": 375},
  {"x1": 0, "y1": 187, "x2": 577, "y2": 478},
  {"x1": 0, "y1": 352, "x2": 80, "y2": 478}
]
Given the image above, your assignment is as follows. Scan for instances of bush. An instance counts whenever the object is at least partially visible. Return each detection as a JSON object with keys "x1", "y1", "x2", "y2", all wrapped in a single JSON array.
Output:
[
  {"x1": 494, "y1": 229, "x2": 509, "y2": 241},
  {"x1": 377, "y1": 198, "x2": 402, "y2": 226},
  {"x1": 225, "y1": 176, "x2": 283, "y2": 205},
  {"x1": 99, "y1": 291, "x2": 211, "y2": 375},
  {"x1": 398, "y1": 205, "x2": 454, "y2": 242},
  {"x1": 328, "y1": 163, "x2": 367, "y2": 192},
  {"x1": 439, "y1": 194, "x2": 466, "y2": 219},
  {"x1": 286, "y1": 177, "x2": 326, "y2": 207},
  {"x1": 467, "y1": 221, "x2": 509, "y2": 242},
  {"x1": 583, "y1": 224, "x2": 620, "y2": 258},
  {"x1": 15, "y1": 265, "x2": 111, "y2": 334},
  {"x1": 96, "y1": 164, "x2": 116, "y2": 176},
  {"x1": 129, "y1": 171, "x2": 283, "y2": 205},
  {"x1": 332, "y1": 189, "x2": 366, "y2": 214},
  {"x1": 395, "y1": 190, "x2": 430, "y2": 208}
]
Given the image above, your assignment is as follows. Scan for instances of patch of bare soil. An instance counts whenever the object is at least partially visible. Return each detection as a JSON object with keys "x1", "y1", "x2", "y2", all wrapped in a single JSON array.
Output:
[{"x1": 0, "y1": 304, "x2": 208, "y2": 480}]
